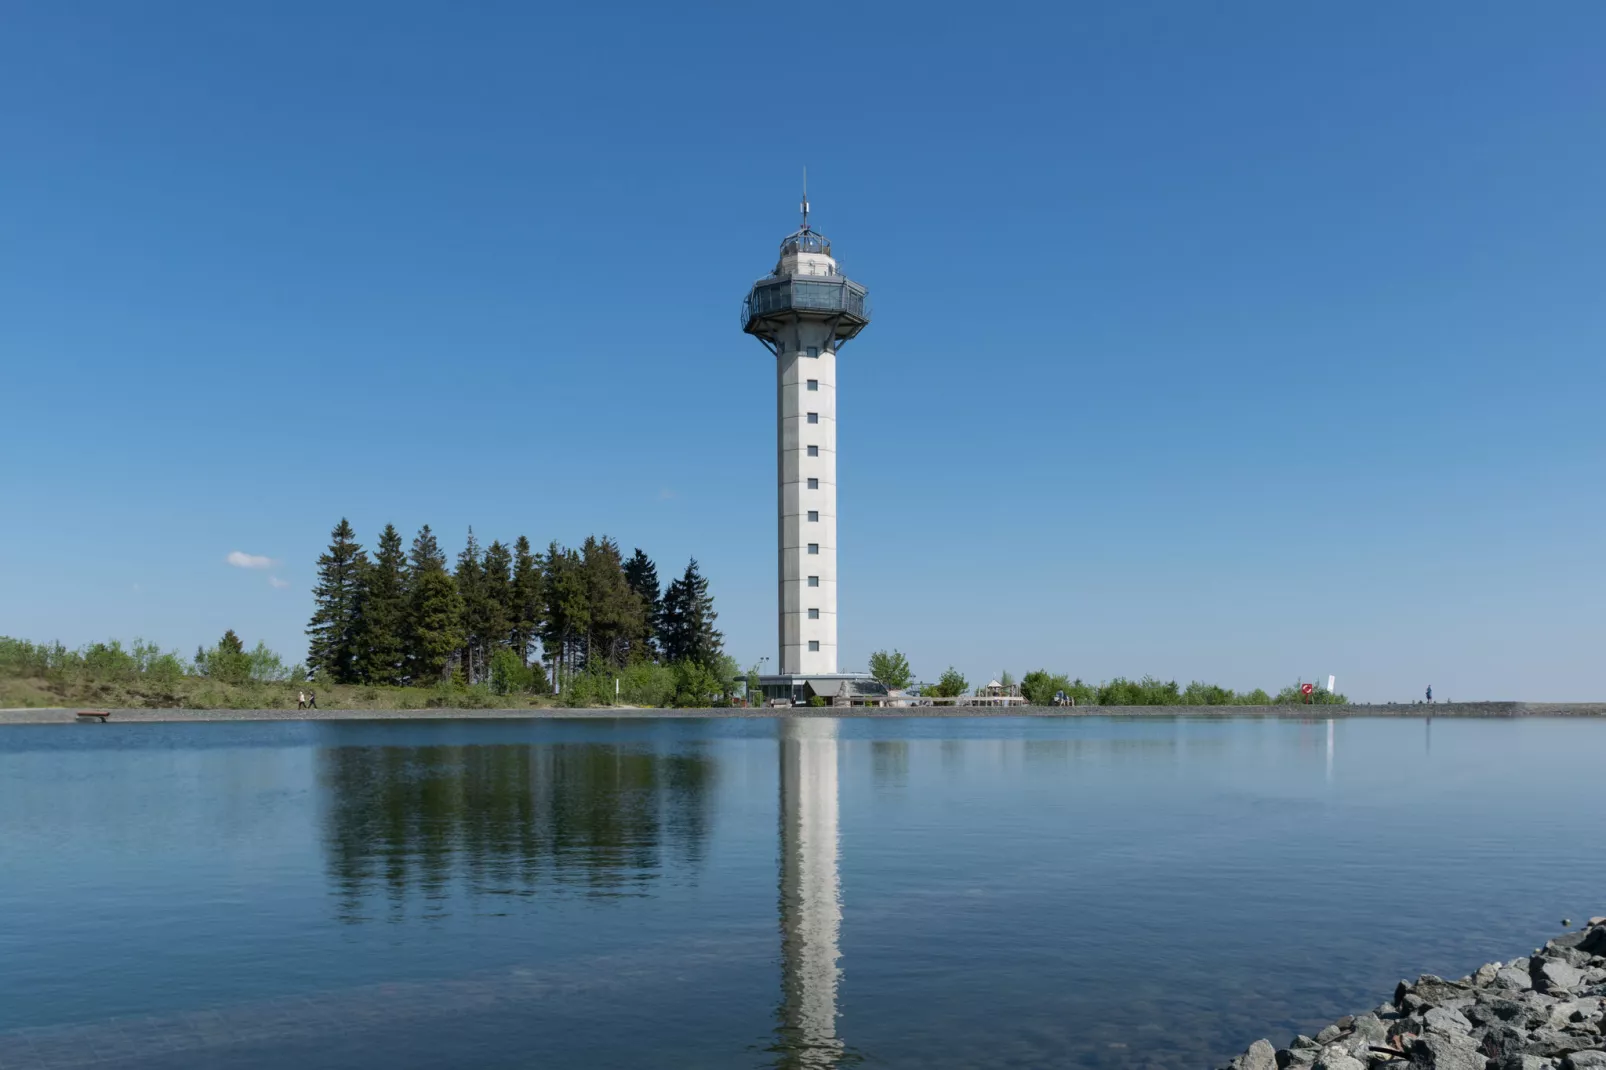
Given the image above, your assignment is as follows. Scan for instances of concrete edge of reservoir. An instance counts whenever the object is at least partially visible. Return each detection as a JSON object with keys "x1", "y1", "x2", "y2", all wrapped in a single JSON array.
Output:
[{"x1": 3, "y1": 702, "x2": 1606, "y2": 724}]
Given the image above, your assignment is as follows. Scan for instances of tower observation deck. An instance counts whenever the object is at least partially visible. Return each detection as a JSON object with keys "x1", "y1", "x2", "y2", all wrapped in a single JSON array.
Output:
[{"x1": 742, "y1": 194, "x2": 873, "y2": 690}]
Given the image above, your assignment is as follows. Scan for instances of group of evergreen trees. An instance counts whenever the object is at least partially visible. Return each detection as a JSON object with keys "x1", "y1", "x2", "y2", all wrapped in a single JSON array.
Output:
[{"x1": 306, "y1": 520, "x2": 723, "y2": 690}]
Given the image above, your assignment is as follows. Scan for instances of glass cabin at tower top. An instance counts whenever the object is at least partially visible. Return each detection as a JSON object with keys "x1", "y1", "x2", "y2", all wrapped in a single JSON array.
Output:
[{"x1": 741, "y1": 223, "x2": 870, "y2": 353}]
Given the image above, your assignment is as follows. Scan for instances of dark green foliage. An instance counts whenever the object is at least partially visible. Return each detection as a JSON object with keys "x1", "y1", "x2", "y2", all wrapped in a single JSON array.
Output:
[
  {"x1": 622, "y1": 549, "x2": 661, "y2": 660},
  {"x1": 510, "y1": 536, "x2": 542, "y2": 666},
  {"x1": 660, "y1": 558, "x2": 723, "y2": 668},
  {"x1": 488, "y1": 647, "x2": 542, "y2": 696},
  {"x1": 2, "y1": 637, "x2": 186, "y2": 683},
  {"x1": 926, "y1": 666, "x2": 968, "y2": 698},
  {"x1": 406, "y1": 525, "x2": 463, "y2": 685},
  {"x1": 1021, "y1": 669, "x2": 1076, "y2": 705},
  {"x1": 1273, "y1": 682, "x2": 1349, "y2": 705},
  {"x1": 1011, "y1": 673, "x2": 1344, "y2": 706},
  {"x1": 358, "y1": 524, "x2": 408, "y2": 685},
  {"x1": 580, "y1": 536, "x2": 647, "y2": 668},
  {"x1": 672, "y1": 660, "x2": 722, "y2": 707},
  {"x1": 868, "y1": 649, "x2": 913, "y2": 690},
  {"x1": 205, "y1": 629, "x2": 251, "y2": 684},
  {"x1": 286, "y1": 522, "x2": 726, "y2": 702},
  {"x1": 455, "y1": 528, "x2": 507, "y2": 685},
  {"x1": 306, "y1": 519, "x2": 368, "y2": 684},
  {"x1": 540, "y1": 541, "x2": 588, "y2": 678},
  {"x1": 1097, "y1": 676, "x2": 1181, "y2": 705}
]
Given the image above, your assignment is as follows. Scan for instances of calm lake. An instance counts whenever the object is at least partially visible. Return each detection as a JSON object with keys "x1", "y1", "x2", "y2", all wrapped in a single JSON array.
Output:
[{"x1": 1, "y1": 716, "x2": 1601, "y2": 1069}]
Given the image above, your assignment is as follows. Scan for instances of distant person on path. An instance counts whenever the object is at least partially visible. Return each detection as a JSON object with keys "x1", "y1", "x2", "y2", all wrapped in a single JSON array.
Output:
[
  {"x1": 306, "y1": 689, "x2": 317, "y2": 710},
  {"x1": 297, "y1": 691, "x2": 306, "y2": 710},
  {"x1": 1426, "y1": 685, "x2": 1433, "y2": 704}
]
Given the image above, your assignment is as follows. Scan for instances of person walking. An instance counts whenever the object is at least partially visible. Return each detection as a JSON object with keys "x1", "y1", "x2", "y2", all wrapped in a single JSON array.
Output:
[
  {"x1": 306, "y1": 689, "x2": 317, "y2": 710},
  {"x1": 297, "y1": 690, "x2": 306, "y2": 710},
  {"x1": 1426, "y1": 685, "x2": 1433, "y2": 704}
]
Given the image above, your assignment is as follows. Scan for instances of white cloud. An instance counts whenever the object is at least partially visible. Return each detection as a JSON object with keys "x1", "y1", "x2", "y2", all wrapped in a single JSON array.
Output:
[
  {"x1": 268, "y1": 576, "x2": 290, "y2": 590},
  {"x1": 227, "y1": 551, "x2": 274, "y2": 570}
]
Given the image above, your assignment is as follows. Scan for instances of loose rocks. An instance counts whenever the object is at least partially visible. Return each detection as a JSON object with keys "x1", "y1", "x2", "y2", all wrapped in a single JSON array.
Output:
[{"x1": 1217, "y1": 920, "x2": 1606, "y2": 1070}]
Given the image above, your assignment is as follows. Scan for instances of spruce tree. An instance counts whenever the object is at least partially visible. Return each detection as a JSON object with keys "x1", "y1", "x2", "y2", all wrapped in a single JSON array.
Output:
[
  {"x1": 454, "y1": 528, "x2": 487, "y2": 683},
  {"x1": 358, "y1": 524, "x2": 408, "y2": 685},
  {"x1": 306, "y1": 518, "x2": 368, "y2": 684},
  {"x1": 406, "y1": 524, "x2": 463, "y2": 685},
  {"x1": 482, "y1": 539, "x2": 514, "y2": 668},
  {"x1": 539, "y1": 542, "x2": 588, "y2": 678},
  {"x1": 510, "y1": 536, "x2": 542, "y2": 666},
  {"x1": 660, "y1": 558, "x2": 722, "y2": 667},
  {"x1": 580, "y1": 535, "x2": 643, "y2": 668},
  {"x1": 622, "y1": 548, "x2": 661, "y2": 661}
]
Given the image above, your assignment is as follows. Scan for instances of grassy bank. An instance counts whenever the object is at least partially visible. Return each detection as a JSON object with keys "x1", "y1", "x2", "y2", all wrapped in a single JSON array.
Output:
[{"x1": 0, "y1": 672, "x2": 559, "y2": 711}]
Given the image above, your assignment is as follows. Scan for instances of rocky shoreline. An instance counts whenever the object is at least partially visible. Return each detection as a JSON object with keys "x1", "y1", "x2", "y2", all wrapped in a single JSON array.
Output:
[{"x1": 1220, "y1": 920, "x2": 1606, "y2": 1070}]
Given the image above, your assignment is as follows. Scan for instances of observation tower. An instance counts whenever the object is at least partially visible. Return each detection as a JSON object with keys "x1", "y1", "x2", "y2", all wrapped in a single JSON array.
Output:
[{"x1": 743, "y1": 187, "x2": 880, "y2": 706}]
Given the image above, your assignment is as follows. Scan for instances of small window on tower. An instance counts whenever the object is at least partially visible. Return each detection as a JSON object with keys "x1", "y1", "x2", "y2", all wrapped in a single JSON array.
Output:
[
  {"x1": 808, "y1": 641, "x2": 820, "y2": 652},
  {"x1": 807, "y1": 379, "x2": 818, "y2": 391},
  {"x1": 807, "y1": 575, "x2": 819, "y2": 587},
  {"x1": 807, "y1": 543, "x2": 819, "y2": 555},
  {"x1": 807, "y1": 478, "x2": 818, "y2": 489},
  {"x1": 807, "y1": 446, "x2": 819, "y2": 457},
  {"x1": 807, "y1": 412, "x2": 818, "y2": 424},
  {"x1": 807, "y1": 347, "x2": 818, "y2": 358},
  {"x1": 808, "y1": 608, "x2": 819, "y2": 620},
  {"x1": 807, "y1": 510, "x2": 819, "y2": 522}
]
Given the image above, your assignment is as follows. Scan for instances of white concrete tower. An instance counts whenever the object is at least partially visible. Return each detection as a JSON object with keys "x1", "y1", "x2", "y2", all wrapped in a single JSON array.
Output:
[{"x1": 742, "y1": 191, "x2": 870, "y2": 680}]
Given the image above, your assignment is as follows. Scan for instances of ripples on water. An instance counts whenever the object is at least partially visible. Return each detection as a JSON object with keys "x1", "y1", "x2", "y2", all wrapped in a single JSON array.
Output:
[{"x1": 0, "y1": 716, "x2": 1602, "y2": 1069}]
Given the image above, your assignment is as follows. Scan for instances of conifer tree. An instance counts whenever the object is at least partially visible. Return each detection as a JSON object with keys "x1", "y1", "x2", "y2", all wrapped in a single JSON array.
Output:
[
  {"x1": 358, "y1": 524, "x2": 408, "y2": 685},
  {"x1": 482, "y1": 539, "x2": 514, "y2": 668},
  {"x1": 578, "y1": 535, "x2": 643, "y2": 668},
  {"x1": 622, "y1": 548, "x2": 661, "y2": 661},
  {"x1": 539, "y1": 541, "x2": 589, "y2": 678},
  {"x1": 660, "y1": 558, "x2": 722, "y2": 667},
  {"x1": 406, "y1": 524, "x2": 462, "y2": 684},
  {"x1": 306, "y1": 518, "x2": 368, "y2": 684},
  {"x1": 454, "y1": 528, "x2": 488, "y2": 683},
  {"x1": 510, "y1": 536, "x2": 542, "y2": 666}
]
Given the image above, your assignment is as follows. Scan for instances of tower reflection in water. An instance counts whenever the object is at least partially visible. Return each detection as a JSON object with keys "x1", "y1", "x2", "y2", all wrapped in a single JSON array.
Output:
[
  {"x1": 317, "y1": 722, "x2": 854, "y2": 1064},
  {"x1": 772, "y1": 716, "x2": 855, "y2": 1069}
]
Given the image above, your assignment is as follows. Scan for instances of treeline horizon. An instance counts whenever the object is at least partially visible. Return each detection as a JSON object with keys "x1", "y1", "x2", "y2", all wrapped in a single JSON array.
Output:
[
  {"x1": 867, "y1": 652, "x2": 1351, "y2": 705},
  {"x1": 306, "y1": 519, "x2": 729, "y2": 696}
]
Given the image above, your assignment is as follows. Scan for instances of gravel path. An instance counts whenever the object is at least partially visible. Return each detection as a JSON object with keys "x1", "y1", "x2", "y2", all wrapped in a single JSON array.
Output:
[{"x1": 2, "y1": 702, "x2": 1604, "y2": 724}]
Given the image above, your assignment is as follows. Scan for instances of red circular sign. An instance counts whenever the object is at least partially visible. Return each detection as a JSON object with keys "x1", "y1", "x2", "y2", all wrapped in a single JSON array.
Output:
[{"x1": 1301, "y1": 683, "x2": 1314, "y2": 695}]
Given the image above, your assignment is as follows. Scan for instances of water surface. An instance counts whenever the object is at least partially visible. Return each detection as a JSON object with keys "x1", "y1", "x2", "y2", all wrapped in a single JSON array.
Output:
[{"x1": 2, "y1": 716, "x2": 1601, "y2": 1069}]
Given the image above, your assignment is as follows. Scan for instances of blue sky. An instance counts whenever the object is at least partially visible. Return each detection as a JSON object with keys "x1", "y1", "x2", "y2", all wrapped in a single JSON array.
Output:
[{"x1": 2, "y1": 2, "x2": 1602, "y2": 701}]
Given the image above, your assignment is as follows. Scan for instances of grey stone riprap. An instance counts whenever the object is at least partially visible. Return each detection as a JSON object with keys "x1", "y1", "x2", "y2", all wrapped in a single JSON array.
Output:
[{"x1": 1217, "y1": 921, "x2": 1606, "y2": 1070}]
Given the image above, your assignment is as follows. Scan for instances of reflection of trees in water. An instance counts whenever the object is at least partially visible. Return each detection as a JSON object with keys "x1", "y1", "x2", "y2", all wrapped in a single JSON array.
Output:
[
  {"x1": 869, "y1": 740, "x2": 908, "y2": 789},
  {"x1": 320, "y1": 743, "x2": 715, "y2": 919}
]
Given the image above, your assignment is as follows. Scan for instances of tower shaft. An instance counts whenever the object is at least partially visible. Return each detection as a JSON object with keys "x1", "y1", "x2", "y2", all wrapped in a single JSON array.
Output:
[{"x1": 777, "y1": 330, "x2": 838, "y2": 675}]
